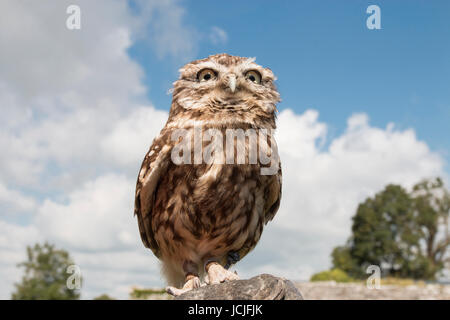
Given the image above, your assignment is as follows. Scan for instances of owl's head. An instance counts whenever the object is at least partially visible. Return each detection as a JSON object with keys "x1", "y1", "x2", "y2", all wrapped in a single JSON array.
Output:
[{"x1": 169, "y1": 54, "x2": 280, "y2": 125}]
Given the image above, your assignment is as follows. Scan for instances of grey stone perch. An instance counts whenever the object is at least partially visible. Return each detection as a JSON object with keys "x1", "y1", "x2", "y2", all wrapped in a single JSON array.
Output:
[{"x1": 175, "y1": 274, "x2": 303, "y2": 300}]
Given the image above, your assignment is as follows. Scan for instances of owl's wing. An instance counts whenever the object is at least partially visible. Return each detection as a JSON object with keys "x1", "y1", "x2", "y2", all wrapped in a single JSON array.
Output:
[
  {"x1": 263, "y1": 165, "x2": 282, "y2": 224},
  {"x1": 234, "y1": 165, "x2": 282, "y2": 265},
  {"x1": 134, "y1": 132, "x2": 172, "y2": 258}
]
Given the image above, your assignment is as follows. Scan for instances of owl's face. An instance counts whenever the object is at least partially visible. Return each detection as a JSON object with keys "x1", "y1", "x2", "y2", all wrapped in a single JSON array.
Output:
[{"x1": 170, "y1": 54, "x2": 280, "y2": 119}]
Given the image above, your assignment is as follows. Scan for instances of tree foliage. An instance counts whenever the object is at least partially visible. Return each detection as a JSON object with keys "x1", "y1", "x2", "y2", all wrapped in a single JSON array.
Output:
[
  {"x1": 310, "y1": 268, "x2": 354, "y2": 282},
  {"x1": 11, "y1": 242, "x2": 81, "y2": 300},
  {"x1": 332, "y1": 178, "x2": 450, "y2": 280},
  {"x1": 93, "y1": 294, "x2": 116, "y2": 300},
  {"x1": 129, "y1": 287, "x2": 167, "y2": 299}
]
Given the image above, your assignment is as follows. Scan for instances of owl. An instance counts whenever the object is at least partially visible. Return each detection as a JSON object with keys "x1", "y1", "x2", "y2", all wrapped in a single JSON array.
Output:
[{"x1": 134, "y1": 53, "x2": 282, "y2": 296}]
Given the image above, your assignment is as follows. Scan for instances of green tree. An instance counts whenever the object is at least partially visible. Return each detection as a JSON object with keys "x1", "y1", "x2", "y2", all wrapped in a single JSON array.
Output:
[
  {"x1": 310, "y1": 268, "x2": 354, "y2": 282},
  {"x1": 93, "y1": 294, "x2": 115, "y2": 300},
  {"x1": 331, "y1": 246, "x2": 358, "y2": 275},
  {"x1": 332, "y1": 178, "x2": 449, "y2": 280},
  {"x1": 11, "y1": 242, "x2": 81, "y2": 300},
  {"x1": 411, "y1": 177, "x2": 450, "y2": 279}
]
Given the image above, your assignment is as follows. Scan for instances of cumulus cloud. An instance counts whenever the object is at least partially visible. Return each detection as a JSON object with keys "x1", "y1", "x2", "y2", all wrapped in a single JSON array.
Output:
[
  {"x1": 276, "y1": 109, "x2": 443, "y2": 236},
  {"x1": 0, "y1": 0, "x2": 146, "y2": 192},
  {"x1": 133, "y1": 0, "x2": 199, "y2": 60},
  {"x1": 0, "y1": 1, "x2": 145, "y2": 103},
  {"x1": 0, "y1": 183, "x2": 37, "y2": 214},
  {"x1": 36, "y1": 174, "x2": 138, "y2": 251},
  {"x1": 0, "y1": 221, "x2": 42, "y2": 298},
  {"x1": 71, "y1": 250, "x2": 161, "y2": 298},
  {"x1": 0, "y1": 0, "x2": 199, "y2": 192},
  {"x1": 101, "y1": 106, "x2": 168, "y2": 170}
]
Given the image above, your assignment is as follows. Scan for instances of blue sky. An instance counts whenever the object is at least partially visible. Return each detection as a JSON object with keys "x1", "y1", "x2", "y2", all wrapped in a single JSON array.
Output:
[{"x1": 130, "y1": 0, "x2": 450, "y2": 170}]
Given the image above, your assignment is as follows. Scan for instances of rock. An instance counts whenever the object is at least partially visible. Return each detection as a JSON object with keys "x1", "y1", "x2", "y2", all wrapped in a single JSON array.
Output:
[
  {"x1": 295, "y1": 281, "x2": 450, "y2": 300},
  {"x1": 175, "y1": 274, "x2": 303, "y2": 300}
]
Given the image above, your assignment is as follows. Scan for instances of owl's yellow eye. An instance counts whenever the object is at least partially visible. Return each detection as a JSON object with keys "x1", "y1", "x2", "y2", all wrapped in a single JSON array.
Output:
[
  {"x1": 197, "y1": 69, "x2": 217, "y2": 82},
  {"x1": 245, "y1": 70, "x2": 261, "y2": 84}
]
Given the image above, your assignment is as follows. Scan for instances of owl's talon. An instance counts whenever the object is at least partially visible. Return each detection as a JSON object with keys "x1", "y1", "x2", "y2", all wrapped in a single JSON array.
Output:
[
  {"x1": 166, "y1": 276, "x2": 201, "y2": 296},
  {"x1": 206, "y1": 261, "x2": 240, "y2": 284}
]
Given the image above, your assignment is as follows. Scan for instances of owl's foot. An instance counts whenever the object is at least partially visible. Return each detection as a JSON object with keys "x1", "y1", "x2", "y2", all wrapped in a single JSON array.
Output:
[
  {"x1": 166, "y1": 274, "x2": 201, "y2": 296},
  {"x1": 205, "y1": 261, "x2": 240, "y2": 285}
]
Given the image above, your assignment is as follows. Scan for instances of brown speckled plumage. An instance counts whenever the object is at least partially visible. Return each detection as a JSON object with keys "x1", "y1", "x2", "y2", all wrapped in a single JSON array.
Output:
[{"x1": 134, "y1": 54, "x2": 282, "y2": 287}]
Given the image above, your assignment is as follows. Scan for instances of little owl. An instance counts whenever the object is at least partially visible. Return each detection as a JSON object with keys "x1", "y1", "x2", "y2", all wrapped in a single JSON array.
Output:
[{"x1": 134, "y1": 53, "x2": 282, "y2": 296}]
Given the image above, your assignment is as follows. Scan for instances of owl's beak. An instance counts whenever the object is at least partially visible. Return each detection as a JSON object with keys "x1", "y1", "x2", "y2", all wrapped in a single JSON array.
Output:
[{"x1": 227, "y1": 74, "x2": 237, "y2": 93}]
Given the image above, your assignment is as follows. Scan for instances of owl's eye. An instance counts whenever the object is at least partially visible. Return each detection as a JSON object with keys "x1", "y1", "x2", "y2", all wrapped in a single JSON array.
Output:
[
  {"x1": 245, "y1": 70, "x2": 261, "y2": 84},
  {"x1": 197, "y1": 69, "x2": 217, "y2": 82}
]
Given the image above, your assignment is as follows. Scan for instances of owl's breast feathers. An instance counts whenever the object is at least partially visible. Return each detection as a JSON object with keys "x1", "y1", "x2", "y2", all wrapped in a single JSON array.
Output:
[{"x1": 134, "y1": 125, "x2": 282, "y2": 260}]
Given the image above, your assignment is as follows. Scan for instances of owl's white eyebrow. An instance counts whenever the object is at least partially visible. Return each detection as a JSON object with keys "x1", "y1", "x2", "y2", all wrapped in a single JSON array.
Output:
[
  {"x1": 195, "y1": 61, "x2": 221, "y2": 71},
  {"x1": 240, "y1": 57, "x2": 257, "y2": 68}
]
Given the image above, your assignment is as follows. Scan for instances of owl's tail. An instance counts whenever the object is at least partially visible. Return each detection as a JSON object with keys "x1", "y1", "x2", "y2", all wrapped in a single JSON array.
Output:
[{"x1": 160, "y1": 260, "x2": 185, "y2": 288}]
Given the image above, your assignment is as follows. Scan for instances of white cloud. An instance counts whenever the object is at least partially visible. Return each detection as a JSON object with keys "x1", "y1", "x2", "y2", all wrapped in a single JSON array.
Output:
[
  {"x1": 275, "y1": 109, "x2": 327, "y2": 159},
  {"x1": 0, "y1": 221, "x2": 42, "y2": 299},
  {"x1": 72, "y1": 250, "x2": 161, "y2": 299},
  {"x1": 35, "y1": 174, "x2": 138, "y2": 252},
  {"x1": 0, "y1": 1, "x2": 145, "y2": 104},
  {"x1": 133, "y1": 0, "x2": 199, "y2": 60},
  {"x1": 0, "y1": 0, "x2": 147, "y2": 191},
  {"x1": 0, "y1": 0, "x2": 201, "y2": 183},
  {"x1": 101, "y1": 106, "x2": 168, "y2": 169},
  {"x1": 209, "y1": 26, "x2": 228, "y2": 45},
  {"x1": 0, "y1": 221, "x2": 41, "y2": 253},
  {"x1": 276, "y1": 109, "x2": 443, "y2": 236},
  {"x1": 0, "y1": 183, "x2": 37, "y2": 214}
]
